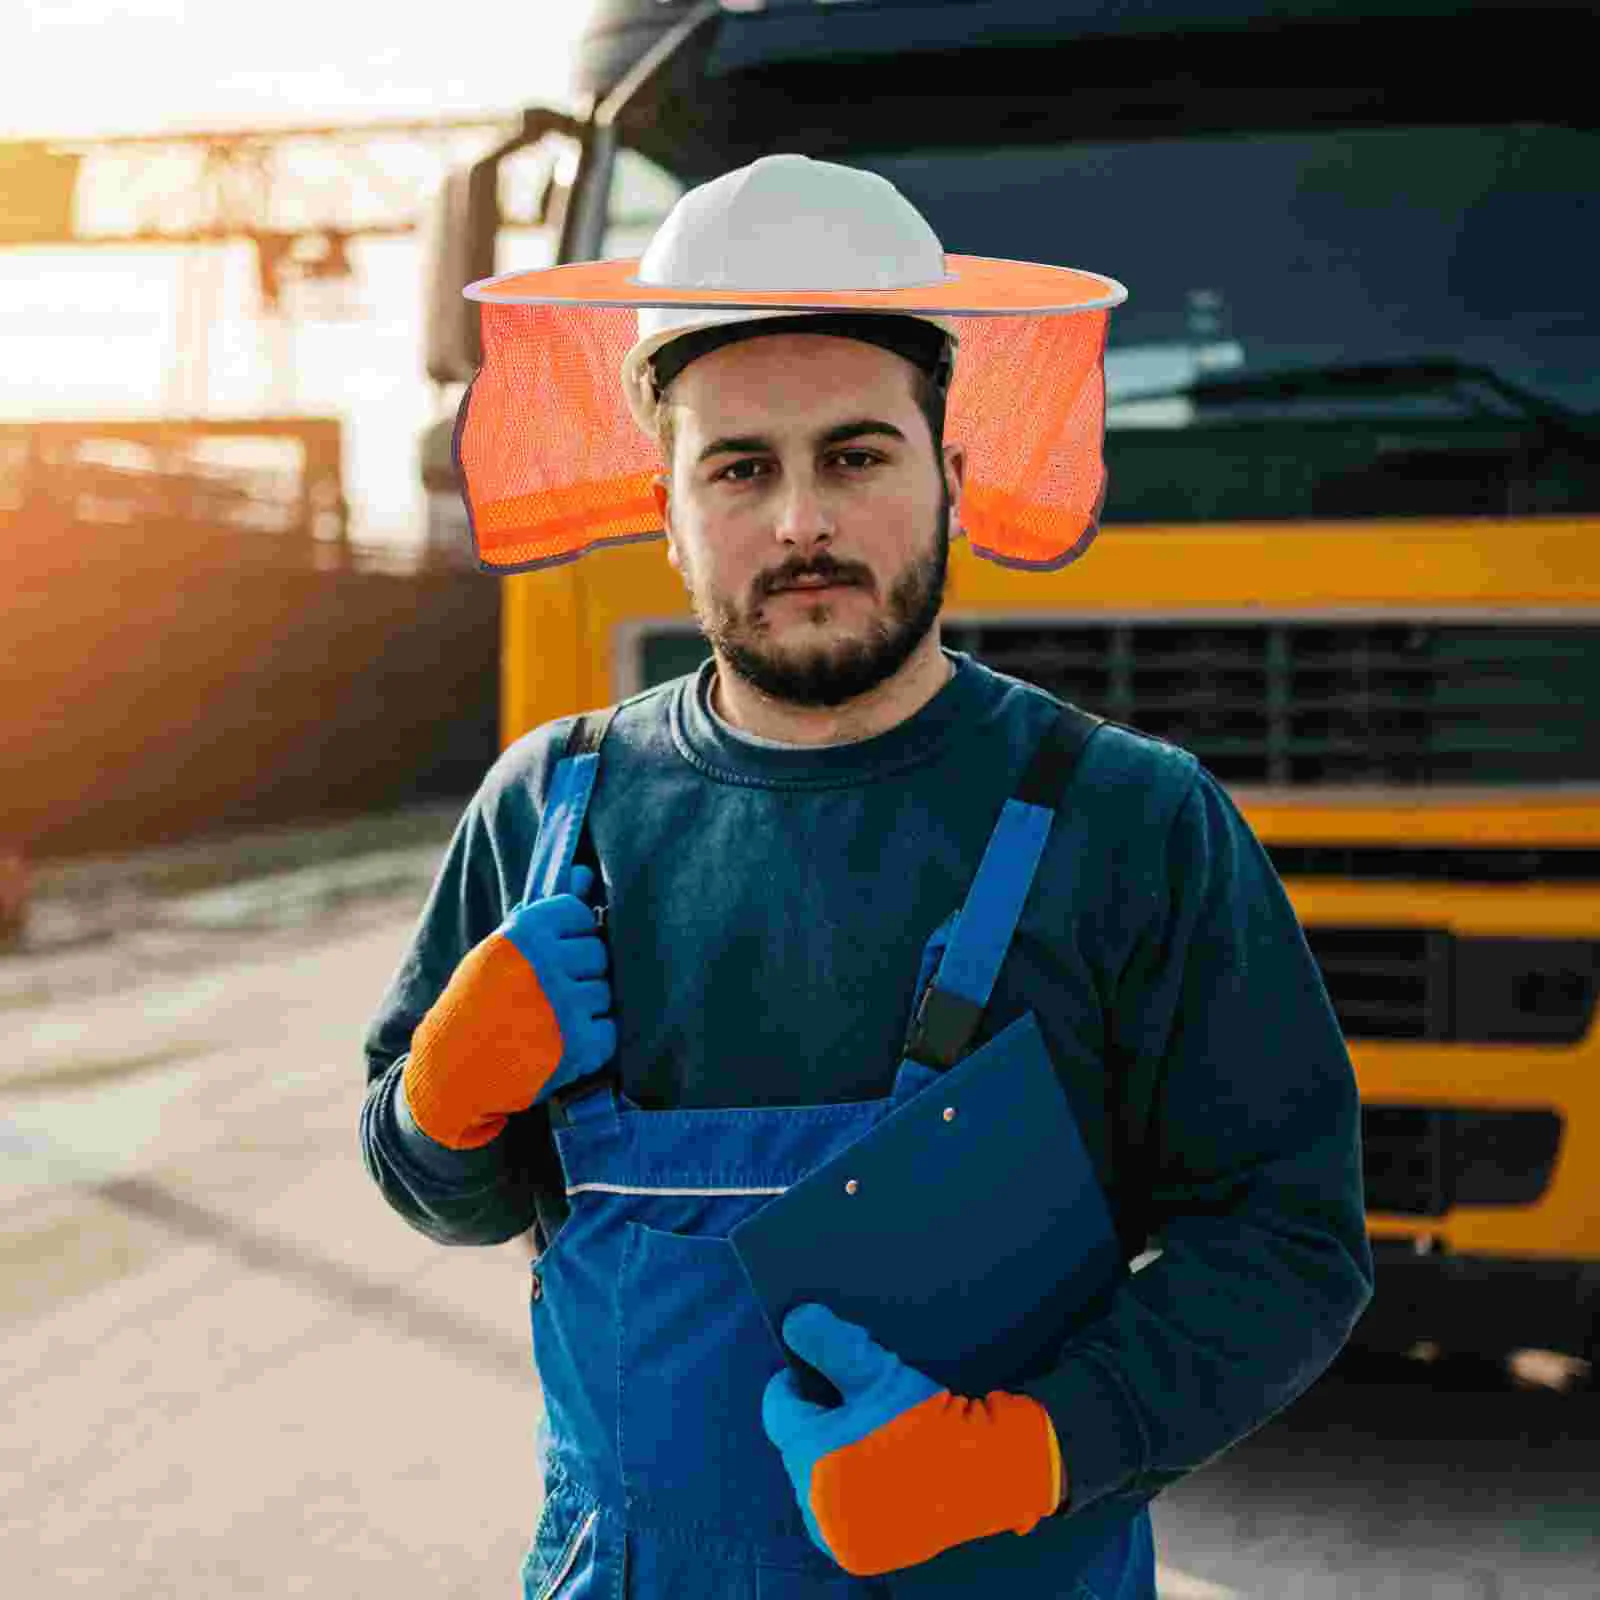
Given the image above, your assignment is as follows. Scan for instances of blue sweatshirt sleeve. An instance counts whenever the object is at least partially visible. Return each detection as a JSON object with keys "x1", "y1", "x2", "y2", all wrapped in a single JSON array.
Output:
[
  {"x1": 358, "y1": 730, "x2": 563, "y2": 1247},
  {"x1": 1022, "y1": 765, "x2": 1375, "y2": 1513}
]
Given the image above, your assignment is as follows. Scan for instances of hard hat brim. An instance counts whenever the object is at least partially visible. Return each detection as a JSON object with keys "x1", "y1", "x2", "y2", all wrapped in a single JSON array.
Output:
[{"x1": 465, "y1": 253, "x2": 1127, "y2": 315}]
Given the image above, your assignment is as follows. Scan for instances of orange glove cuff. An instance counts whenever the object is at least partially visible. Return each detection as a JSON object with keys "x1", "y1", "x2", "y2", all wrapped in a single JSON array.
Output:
[{"x1": 402, "y1": 933, "x2": 562, "y2": 1150}]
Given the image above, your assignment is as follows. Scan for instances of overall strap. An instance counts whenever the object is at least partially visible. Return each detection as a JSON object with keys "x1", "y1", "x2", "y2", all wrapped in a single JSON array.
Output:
[
  {"x1": 521, "y1": 708, "x2": 619, "y2": 1249},
  {"x1": 522, "y1": 707, "x2": 618, "y2": 905},
  {"x1": 904, "y1": 702, "x2": 1104, "y2": 1071}
]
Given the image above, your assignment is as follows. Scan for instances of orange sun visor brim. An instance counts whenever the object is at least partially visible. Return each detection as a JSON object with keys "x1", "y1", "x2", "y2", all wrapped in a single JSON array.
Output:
[{"x1": 465, "y1": 254, "x2": 1126, "y2": 316}]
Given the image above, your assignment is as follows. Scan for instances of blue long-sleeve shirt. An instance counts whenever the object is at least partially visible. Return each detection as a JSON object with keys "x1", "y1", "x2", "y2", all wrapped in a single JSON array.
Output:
[{"x1": 360, "y1": 649, "x2": 1373, "y2": 1514}]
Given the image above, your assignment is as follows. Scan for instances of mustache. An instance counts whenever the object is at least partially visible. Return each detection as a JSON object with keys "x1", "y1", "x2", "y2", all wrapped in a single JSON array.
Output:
[{"x1": 755, "y1": 556, "x2": 873, "y2": 599}]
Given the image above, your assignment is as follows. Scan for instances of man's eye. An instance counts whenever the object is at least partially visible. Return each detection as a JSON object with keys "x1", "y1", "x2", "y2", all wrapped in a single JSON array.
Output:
[
  {"x1": 830, "y1": 450, "x2": 883, "y2": 470},
  {"x1": 714, "y1": 458, "x2": 768, "y2": 483}
]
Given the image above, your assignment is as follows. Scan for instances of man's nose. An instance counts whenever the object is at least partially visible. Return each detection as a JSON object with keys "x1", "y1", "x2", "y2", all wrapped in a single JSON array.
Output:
[{"x1": 772, "y1": 468, "x2": 835, "y2": 547}]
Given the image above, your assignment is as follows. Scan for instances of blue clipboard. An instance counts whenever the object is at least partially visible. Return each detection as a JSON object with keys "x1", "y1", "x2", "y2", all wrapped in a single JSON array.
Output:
[{"x1": 729, "y1": 1010, "x2": 1128, "y2": 1408}]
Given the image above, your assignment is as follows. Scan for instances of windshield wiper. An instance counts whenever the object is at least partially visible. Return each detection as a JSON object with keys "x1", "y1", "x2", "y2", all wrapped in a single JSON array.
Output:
[{"x1": 1126, "y1": 357, "x2": 1600, "y2": 451}]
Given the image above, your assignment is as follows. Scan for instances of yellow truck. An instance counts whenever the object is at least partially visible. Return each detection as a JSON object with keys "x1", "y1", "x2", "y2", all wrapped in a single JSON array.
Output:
[{"x1": 423, "y1": 0, "x2": 1600, "y2": 1366}]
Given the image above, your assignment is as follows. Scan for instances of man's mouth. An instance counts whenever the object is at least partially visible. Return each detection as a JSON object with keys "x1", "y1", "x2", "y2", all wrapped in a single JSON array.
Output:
[{"x1": 767, "y1": 570, "x2": 864, "y2": 596}]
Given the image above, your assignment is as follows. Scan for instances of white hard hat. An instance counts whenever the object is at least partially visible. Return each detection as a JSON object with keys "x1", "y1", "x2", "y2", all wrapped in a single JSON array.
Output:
[{"x1": 618, "y1": 154, "x2": 959, "y2": 431}]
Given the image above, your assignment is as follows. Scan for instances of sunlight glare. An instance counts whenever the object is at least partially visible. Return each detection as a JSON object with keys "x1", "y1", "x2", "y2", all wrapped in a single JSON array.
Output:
[{"x1": 2, "y1": 1, "x2": 602, "y2": 543}]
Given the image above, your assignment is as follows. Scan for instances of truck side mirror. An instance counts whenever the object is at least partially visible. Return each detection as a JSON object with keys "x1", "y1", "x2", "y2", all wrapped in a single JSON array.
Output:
[
  {"x1": 423, "y1": 109, "x2": 584, "y2": 386},
  {"x1": 423, "y1": 160, "x2": 500, "y2": 384}
]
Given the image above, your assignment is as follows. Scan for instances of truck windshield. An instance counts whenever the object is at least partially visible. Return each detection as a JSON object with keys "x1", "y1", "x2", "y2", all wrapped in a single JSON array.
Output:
[
  {"x1": 601, "y1": 124, "x2": 1598, "y2": 517},
  {"x1": 851, "y1": 123, "x2": 1597, "y2": 430}
]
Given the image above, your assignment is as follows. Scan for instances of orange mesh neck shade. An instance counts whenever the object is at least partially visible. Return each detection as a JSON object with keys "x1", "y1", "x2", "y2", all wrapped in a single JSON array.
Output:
[{"x1": 455, "y1": 303, "x2": 1112, "y2": 573}]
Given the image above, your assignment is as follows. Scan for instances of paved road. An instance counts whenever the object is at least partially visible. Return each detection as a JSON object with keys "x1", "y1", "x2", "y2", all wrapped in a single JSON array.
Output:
[{"x1": 3, "y1": 889, "x2": 1595, "y2": 1598}]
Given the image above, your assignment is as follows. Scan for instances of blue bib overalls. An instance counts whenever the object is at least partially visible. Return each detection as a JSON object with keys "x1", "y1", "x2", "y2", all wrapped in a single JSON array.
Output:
[{"x1": 517, "y1": 708, "x2": 1157, "y2": 1600}]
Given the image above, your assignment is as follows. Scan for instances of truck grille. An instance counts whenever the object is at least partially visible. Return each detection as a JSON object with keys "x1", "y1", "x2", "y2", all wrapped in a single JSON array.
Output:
[
  {"x1": 1302, "y1": 928, "x2": 1598, "y2": 1045},
  {"x1": 1268, "y1": 845, "x2": 1600, "y2": 883},
  {"x1": 1303, "y1": 927, "x2": 1449, "y2": 1040},
  {"x1": 1362, "y1": 1106, "x2": 1565, "y2": 1215},
  {"x1": 945, "y1": 621, "x2": 1600, "y2": 787}
]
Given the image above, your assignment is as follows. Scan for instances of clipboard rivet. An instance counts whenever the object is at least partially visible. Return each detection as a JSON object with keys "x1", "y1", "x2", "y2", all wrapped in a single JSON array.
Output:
[
  {"x1": 845, "y1": 1179, "x2": 859, "y2": 1195},
  {"x1": 943, "y1": 1106, "x2": 957, "y2": 1122}
]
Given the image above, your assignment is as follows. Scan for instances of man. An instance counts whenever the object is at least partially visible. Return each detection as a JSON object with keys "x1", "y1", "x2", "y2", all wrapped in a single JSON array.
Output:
[{"x1": 362, "y1": 155, "x2": 1374, "y2": 1598}]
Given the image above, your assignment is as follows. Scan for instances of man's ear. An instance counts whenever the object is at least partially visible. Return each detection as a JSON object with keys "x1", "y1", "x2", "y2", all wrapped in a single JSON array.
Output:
[
  {"x1": 942, "y1": 443, "x2": 967, "y2": 533},
  {"x1": 652, "y1": 473, "x2": 680, "y2": 572}
]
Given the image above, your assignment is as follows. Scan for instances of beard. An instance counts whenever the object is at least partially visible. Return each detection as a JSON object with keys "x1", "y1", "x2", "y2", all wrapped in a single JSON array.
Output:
[{"x1": 684, "y1": 483, "x2": 952, "y2": 710}]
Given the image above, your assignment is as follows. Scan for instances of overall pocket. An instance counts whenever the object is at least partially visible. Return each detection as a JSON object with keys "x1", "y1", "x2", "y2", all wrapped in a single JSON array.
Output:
[
  {"x1": 529, "y1": 1194, "x2": 625, "y2": 1493},
  {"x1": 616, "y1": 1221, "x2": 802, "y2": 1535}
]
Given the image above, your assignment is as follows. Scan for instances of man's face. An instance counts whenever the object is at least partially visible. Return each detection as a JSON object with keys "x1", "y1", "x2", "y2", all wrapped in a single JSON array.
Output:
[{"x1": 652, "y1": 333, "x2": 963, "y2": 709}]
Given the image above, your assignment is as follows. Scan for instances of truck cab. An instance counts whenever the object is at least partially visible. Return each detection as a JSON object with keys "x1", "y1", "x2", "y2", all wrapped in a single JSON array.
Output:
[{"x1": 424, "y1": 0, "x2": 1600, "y2": 1368}]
